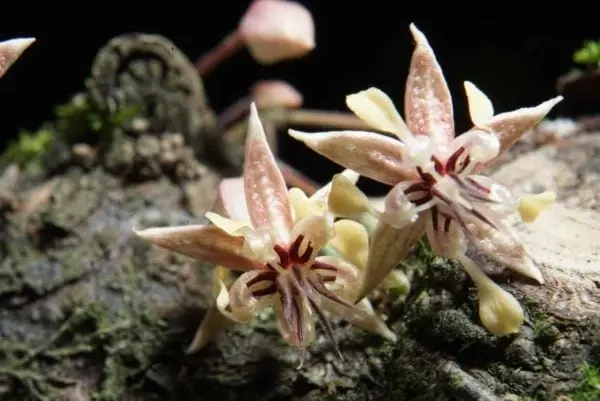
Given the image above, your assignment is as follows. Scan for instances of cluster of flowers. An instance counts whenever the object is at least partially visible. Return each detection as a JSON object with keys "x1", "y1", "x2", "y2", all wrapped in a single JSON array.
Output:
[
  {"x1": 135, "y1": 23, "x2": 562, "y2": 365},
  {"x1": 0, "y1": 14, "x2": 563, "y2": 365}
]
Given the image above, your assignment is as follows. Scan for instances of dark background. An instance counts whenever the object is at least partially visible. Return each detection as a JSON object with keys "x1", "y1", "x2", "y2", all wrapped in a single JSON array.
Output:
[{"x1": 0, "y1": 3, "x2": 597, "y2": 183}]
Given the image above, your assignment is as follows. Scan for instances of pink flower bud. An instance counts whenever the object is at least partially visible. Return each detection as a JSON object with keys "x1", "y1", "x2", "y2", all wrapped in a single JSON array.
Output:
[
  {"x1": 239, "y1": 0, "x2": 315, "y2": 65},
  {"x1": 252, "y1": 80, "x2": 303, "y2": 109}
]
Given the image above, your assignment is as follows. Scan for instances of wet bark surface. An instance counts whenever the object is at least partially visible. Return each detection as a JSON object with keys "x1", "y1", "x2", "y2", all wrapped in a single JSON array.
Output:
[{"x1": 1, "y1": 34, "x2": 599, "y2": 401}]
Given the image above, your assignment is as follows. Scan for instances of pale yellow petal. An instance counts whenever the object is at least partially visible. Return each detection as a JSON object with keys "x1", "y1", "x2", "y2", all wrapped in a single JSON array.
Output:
[
  {"x1": 328, "y1": 220, "x2": 369, "y2": 271},
  {"x1": 310, "y1": 168, "x2": 360, "y2": 205},
  {"x1": 346, "y1": 87, "x2": 412, "y2": 141},
  {"x1": 288, "y1": 187, "x2": 319, "y2": 222},
  {"x1": 327, "y1": 174, "x2": 371, "y2": 218},
  {"x1": 205, "y1": 212, "x2": 249, "y2": 235},
  {"x1": 290, "y1": 213, "x2": 334, "y2": 258},
  {"x1": 463, "y1": 81, "x2": 494, "y2": 127}
]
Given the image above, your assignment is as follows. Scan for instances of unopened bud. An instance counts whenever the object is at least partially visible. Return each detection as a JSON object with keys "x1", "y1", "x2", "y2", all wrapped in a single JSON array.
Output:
[
  {"x1": 518, "y1": 191, "x2": 556, "y2": 223},
  {"x1": 252, "y1": 80, "x2": 303, "y2": 110},
  {"x1": 458, "y1": 253, "x2": 524, "y2": 336},
  {"x1": 239, "y1": 0, "x2": 315, "y2": 65},
  {"x1": 478, "y1": 280, "x2": 525, "y2": 336}
]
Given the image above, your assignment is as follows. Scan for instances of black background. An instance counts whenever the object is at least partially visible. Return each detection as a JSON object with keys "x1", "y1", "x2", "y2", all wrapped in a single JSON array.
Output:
[{"x1": 0, "y1": 2, "x2": 597, "y2": 184}]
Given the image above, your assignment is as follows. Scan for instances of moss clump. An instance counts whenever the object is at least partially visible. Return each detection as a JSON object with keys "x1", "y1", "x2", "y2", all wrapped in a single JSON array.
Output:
[
  {"x1": 1, "y1": 128, "x2": 54, "y2": 173},
  {"x1": 572, "y1": 363, "x2": 600, "y2": 401},
  {"x1": 0, "y1": 86, "x2": 138, "y2": 173},
  {"x1": 573, "y1": 40, "x2": 600, "y2": 67},
  {"x1": 53, "y1": 90, "x2": 138, "y2": 144}
]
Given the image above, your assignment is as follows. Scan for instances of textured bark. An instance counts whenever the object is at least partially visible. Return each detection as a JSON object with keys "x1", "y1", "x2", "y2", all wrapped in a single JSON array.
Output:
[{"x1": 0, "y1": 34, "x2": 599, "y2": 401}]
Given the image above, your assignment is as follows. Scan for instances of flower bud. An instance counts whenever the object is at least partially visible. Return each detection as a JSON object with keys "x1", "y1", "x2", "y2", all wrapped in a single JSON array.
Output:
[
  {"x1": 518, "y1": 191, "x2": 556, "y2": 223},
  {"x1": 252, "y1": 80, "x2": 303, "y2": 110},
  {"x1": 239, "y1": 0, "x2": 315, "y2": 65},
  {"x1": 458, "y1": 254, "x2": 524, "y2": 335},
  {"x1": 477, "y1": 280, "x2": 525, "y2": 336}
]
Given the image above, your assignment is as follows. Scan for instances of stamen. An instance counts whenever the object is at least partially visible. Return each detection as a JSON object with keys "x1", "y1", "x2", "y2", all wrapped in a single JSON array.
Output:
[
  {"x1": 443, "y1": 215, "x2": 452, "y2": 233},
  {"x1": 307, "y1": 296, "x2": 343, "y2": 359},
  {"x1": 276, "y1": 279, "x2": 305, "y2": 366},
  {"x1": 456, "y1": 155, "x2": 471, "y2": 174},
  {"x1": 289, "y1": 235, "x2": 313, "y2": 264},
  {"x1": 465, "y1": 177, "x2": 491, "y2": 194},
  {"x1": 294, "y1": 267, "x2": 343, "y2": 359},
  {"x1": 416, "y1": 167, "x2": 436, "y2": 185},
  {"x1": 247, "y1": 270, "x2": 277, "y2": 287},
  {"x1": 404, "y1": 182, "x2": 430, "y2": 194},
  {"x1": 273, "y1": 244, "x2": 290, "y2": 267},
  {"x1": 307, "y1": 274, "x2": 355, "y2": 309},
  {"x1": 431, "y1": 207, "x2": 439, "y2": 231},
  {"x1": 432, "y1": 156, "x2": 444, "y2": 175},
  {"x1": 446, "y1": 146, "x2": 466, "y2": 173},
  {"x1": 251, "y1": 284, "x2": 277, "y2": 297}
]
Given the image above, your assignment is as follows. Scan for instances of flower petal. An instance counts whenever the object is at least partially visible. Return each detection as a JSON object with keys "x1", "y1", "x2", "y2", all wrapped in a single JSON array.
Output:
[
  {"x1": 463, "y1": 81, "x2": 494, "y2": 127},
  {"x1": 288, "y1": 129, "x2": 417, "y2": 185},
  {"x1": 186, "y1": 266, "x2": 239, "y2": 353},
  {"x1": 345, "y1": 87, "x2": 412, "y2": 141},
  {"x1": 357, "y1": 216, "x2": 426, "y2": 302},
  {"x1": 229, "y1": 270, "x2": 278, "y2": 321},
  {"x1": 328, "y1": 173, "x2": 372, "y2": 218},
  {"x1": 449, "y1": 129, "x2": 500, "y2": 166},
  {"x1": 133, "y1": 224, "x2": 259, "y2": 271},
  {"x1": 424, "y1": 209, "x2": 467, "y2": 258},
  {"x1": 273, "y1": 291, "x2": 315, "y2": 350},
  {"x1": 205, "y1": 212, "x2": 249, "y2": 236},
  {"x1": 288, "y1": 187, "x2": 317, "y2": 222},
  {"x1": 244, "y1": 103, "x2": 293, "y2": 244},
  {"x1": 465, "y1": 216, "x2": 544, "y2": 284},
  {"x1": 328, "y1": 219, "x2": 369, "y2": 271},
  {"x1": 290, "y1": 213, "x2": 335, "y2": 259},
  {"x1": 321, "y1": 296, "x2": 397, "y2": 342},
  {"x1": 404, "y1": 24, "x2": 454, "y2": 148},
  {"x1": 214, "y1": 177, "x2": 251, "y2": 222},
  {"x1": 478, "y1": 96, "x2": 563, "y2": 166},
  {"x1": 0, "y1": 38, "x2": 35, "y2": 79},
  {"x1": 310, "y1": 168, "x2": 360, "y2": 204}
]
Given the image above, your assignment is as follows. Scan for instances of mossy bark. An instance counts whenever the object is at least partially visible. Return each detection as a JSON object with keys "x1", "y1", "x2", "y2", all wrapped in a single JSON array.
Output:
[{"x1": 1, "y1": 33, "x2": 599, "y2": 401}]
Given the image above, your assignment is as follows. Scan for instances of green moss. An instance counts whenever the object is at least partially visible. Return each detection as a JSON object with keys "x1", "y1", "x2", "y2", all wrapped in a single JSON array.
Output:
[
  {"x1": 0, "y1": 86, "x2": 138, "y2": 172},
  {"x1": 1, "y1": 128, "x2": 55, "y2": 173},
  {"x1": 413, "y1": 238, "x2": 436, "y2": 266},
  {"x1": 573, "y1": 40, "x2": 600, "y2": 67},
  {"x1": 54, "y1": 92, "x2": 138, "y2": 144},
  {"x1": 572, "y1": 363, "x2": 600, "y2": 401}
]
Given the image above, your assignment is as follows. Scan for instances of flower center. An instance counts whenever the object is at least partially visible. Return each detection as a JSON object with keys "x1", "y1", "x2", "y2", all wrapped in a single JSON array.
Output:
[{"x1": 269, "y1": 234, "x2": 314, "y2": 271}]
